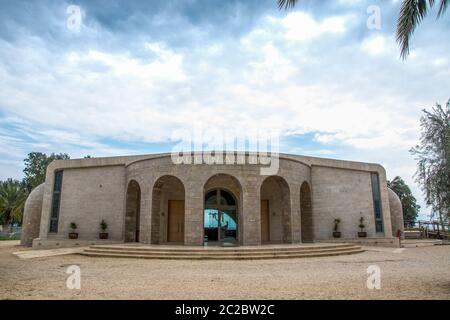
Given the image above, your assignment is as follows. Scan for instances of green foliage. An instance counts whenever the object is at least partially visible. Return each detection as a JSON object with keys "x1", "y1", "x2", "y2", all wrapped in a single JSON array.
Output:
[
  {"x1": 70, "y1": 222, "x2": 77, "y2": 231},
  {"x1": 359, "y1": 216, "x2": 365, "y2": 231},
  {"x1": 100, "y1": 219, "x2": 107, "y2": 231},
  {"x1": 410, "y1": 100, "x2": 450, "y2": 227},
  {"x1": 0, "y1": 179, "x2": 27, "y2": 228},
  {"x1": 278, "y1": 0, "x2": 298, "y2": 9},
  {"x1": 396, "y1": 0, "x2": 449, "y2": 59},
  {"x1": 388, "y1": 176, "x2": 421, "y2": 223},
  {"x1": 23, "y1": 152, "x2": 70, "y2": 191}
]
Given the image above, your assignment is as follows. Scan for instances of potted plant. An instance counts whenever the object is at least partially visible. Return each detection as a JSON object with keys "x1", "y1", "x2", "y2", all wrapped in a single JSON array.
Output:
[
  {"x1": 99, "y1": 219, "x2": 108, "y2": 239},
  {"x1": 333, "y1": 218, "x2": 341, "y2": 238},
  {"x1": 69, "y1": 222, "x2": 78, "y2": 239},
  {"x1": 358, "y1": 216, "x2": 367, "y2": 238}
]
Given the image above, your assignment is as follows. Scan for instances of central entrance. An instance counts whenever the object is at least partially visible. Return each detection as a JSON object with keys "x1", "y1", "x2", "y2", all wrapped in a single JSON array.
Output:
[{"x1": 204, "y1": 189, "x2": 238, "y2": 245}]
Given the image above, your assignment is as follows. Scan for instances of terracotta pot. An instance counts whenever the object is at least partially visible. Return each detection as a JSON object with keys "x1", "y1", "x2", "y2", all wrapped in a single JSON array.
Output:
[
  {"x1": 333, "y1": 231, "x2": 341, "y2": 238},
  {"x1": 69, "y1": 232, "x2": 78, "y2": 239},
  {"x1": 358, "y1": 232, "x2": 367, "y2": 238},
  {"x1": 99, "y1": 232, "x2": 108, "y2": 240}
]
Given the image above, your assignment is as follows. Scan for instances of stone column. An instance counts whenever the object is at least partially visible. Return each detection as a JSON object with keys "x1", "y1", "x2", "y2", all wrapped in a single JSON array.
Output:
[
  {"x1": 242, "y1": 181, "x2": 260, "y2": 245},
  {"x1": 139, "y1": 182, "x2": 152, "y2": 244},
  {"x1": 184, "y1": 180, "x2": 204, "y2": 246},
  {"x1": 290, "y1": 183, "x2": 301, "y2": 243}
]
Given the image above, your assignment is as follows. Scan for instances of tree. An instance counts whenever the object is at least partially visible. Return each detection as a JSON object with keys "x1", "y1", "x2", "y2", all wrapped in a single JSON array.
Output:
[
  {"x1": 0, "y1": 179, "x2": 27, "y2": 231},
  {"x1": 387, "y1": 176, "x2": 421, "y2": 225},
  {"x1": 23, "y1": 152, "x2": 70, "y2": 191},
  {"x1": 277, "y1": 0, "x2": 449, "y2": 59},
  {"x1": 278, "y1": 0, "x2": 298, "y2": 9},
  {"x1": 396, "y1": 0, "x2": 449, "y2": 59},
  {"x1": 410, "y1": 100, "x2": 450, "y2": 239}
]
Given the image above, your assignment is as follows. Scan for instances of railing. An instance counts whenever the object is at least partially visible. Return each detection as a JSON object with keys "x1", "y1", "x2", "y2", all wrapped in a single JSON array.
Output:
[{"x1": 404, "y1": 220, "x2": 450, "y2": 239}]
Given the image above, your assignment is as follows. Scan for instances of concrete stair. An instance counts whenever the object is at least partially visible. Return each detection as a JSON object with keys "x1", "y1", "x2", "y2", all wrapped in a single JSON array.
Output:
[{"x1": 80, "y1": 243, "x2": 364, "y2": 260}]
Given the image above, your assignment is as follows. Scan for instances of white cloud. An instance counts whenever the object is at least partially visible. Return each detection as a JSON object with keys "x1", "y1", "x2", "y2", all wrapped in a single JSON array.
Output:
[
  {"x1": 432, "y1": 57, "x2": 448, "y2": 66},
  {"x1": 279, "y1": 11, "x2": 350, "y2": 42},
  {"x1": 361, "y1": 35, "x2": 394, "y2": 56},
  {"x1": 0, "y1": 2, "x2": 447, "y2": 221}
]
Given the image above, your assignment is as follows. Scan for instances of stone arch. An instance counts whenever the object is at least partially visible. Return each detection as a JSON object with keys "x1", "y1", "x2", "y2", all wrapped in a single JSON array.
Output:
[
  {"x1": 300, "y1": 181, "x2": 313, "y2": 243},
  {"x1": 125, "y1": 180, "x2": 141, "y2": 242},
  {"x1": 151, "y1": 175, "x2": 185, "y2": 244},
  {"x1": 260, "y1": 176, "x2": 291, "y2": 243},
  {"x1": 20, "y1": 183, "x2": 45, "y2": 247},
  {"x1": 203, "y1": 174, "x2": 243, "y2": 245}
]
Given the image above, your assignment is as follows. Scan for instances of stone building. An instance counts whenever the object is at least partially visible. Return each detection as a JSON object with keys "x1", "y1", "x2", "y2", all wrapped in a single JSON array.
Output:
[{"x1": 21, "y1": 152, "x2": 404, "y2": 248}]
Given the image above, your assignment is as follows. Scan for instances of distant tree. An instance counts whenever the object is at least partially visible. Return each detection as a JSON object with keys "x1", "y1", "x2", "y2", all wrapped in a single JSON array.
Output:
[
  {"x1": 0, "y1": 179, "x2": 27, "y2": 231},
  {"x1": 23, "y1": 152, "x2": 70, "y2": 191},
  {"x1": 277, "y1": 0, "x2": 449, "y2": 59},
  {"x1": 388, "y1": 176, "x2": 421, "y2": 224},
  {"x1": 410, "y1": 100, "x2": 450, "y2": 239}
]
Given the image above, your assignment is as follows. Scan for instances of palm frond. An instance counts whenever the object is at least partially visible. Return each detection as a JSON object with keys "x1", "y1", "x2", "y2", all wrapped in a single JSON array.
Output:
[
  {"x1": 437, "y1": 0, "x2": 450, "y2": 17},
  {"x1": 396, "y1": 0, "x2": 428, "y2": 59},
  {"x1": 0, "y1": 179, "x2": 27, "y2": 225},
  {"x1": 396, "y1": 0, "x2": 449, "y2": 59},
  {"x1": 278, "y1": 0, "x2": 298, "y2": 10}
]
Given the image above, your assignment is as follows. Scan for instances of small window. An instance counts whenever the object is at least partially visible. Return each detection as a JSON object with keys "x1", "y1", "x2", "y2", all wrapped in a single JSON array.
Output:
[
  {"x1": 49, "y1": 170, "x2": 63, "y2": 233},
  {"x1": 371, "y1": 173, "x2": 384, "y2": 233}
]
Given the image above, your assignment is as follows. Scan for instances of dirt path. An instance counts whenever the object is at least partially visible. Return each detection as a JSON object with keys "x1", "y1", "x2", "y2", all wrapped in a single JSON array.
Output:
[{"x1": 1, "y1": 241, "x2": 449, "y2": 300}]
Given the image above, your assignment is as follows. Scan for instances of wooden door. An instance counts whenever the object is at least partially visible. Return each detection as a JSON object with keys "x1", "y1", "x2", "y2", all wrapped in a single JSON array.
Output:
[
  {"x1": 168, "y1": 200, "x2": 185, "y2": 242},
  {"x1": 261, "y1": 200, "x2": 270, "y2": 242}
]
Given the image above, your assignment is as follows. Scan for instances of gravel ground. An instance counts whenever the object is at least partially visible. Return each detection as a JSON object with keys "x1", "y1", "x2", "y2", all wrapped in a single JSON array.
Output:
[{"x1": 1, "y1": 241, "x2": 449, "y2": 300}]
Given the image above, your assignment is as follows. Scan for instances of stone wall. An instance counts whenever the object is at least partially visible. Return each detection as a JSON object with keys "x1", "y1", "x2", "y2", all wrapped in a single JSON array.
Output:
[
  {"x1": 388, "y1": 188, "x2": 404, "y2": 237},
  {"x1": 33, "y1": 152, "x2": 392, "y2": 248},
  {"x1": 37, "y1": 165, "x2": 125, "y2": 244},
  {"x1": 311, "y1": 166, "x2": 391, "y2": 240},
  {"x1": 21, "y1": 184, "x2": 45, "y2": 247}
]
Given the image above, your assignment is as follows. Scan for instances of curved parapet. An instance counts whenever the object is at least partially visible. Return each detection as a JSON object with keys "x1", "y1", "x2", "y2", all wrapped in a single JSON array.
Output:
[
  {"x1": 20, "y1": 184, "x2": 45, "y2": 247},
  {"x1": 388, "y1": 188, "x2": 404, "y2": 238}
]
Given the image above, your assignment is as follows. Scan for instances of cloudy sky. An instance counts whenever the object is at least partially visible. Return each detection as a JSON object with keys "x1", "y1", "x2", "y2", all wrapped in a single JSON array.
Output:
[{"x1": 0, "y1": 0, "x2": 449, "y2": 218}]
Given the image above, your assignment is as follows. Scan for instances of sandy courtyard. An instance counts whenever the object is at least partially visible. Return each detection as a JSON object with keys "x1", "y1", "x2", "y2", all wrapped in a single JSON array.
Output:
[{"x1": 1, "y1": 241, "x2": 449, "y2": 300}]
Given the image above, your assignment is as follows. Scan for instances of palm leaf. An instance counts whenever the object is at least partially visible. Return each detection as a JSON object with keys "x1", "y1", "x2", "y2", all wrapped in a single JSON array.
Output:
[
  {"x1": 0, "y1": 179, "x2": 27, "y2": 225},
  {"x1": 278, "y1": 0, "x2": 298, "y2": 10},
  {"x1": 397, "y1": 0, "x2": 449, "y2": 59}
]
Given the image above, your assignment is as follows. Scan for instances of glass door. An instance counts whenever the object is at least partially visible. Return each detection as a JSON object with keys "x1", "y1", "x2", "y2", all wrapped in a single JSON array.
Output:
[
  {"x1": 204, "y1": 208, "x2": 219, "y2": 242},
  {"x1": 204, "y1": 189, "x2": 238, "y2": 246},
  {"x1": 219, "y1": 209, "x2": 237, "y2": 244}
]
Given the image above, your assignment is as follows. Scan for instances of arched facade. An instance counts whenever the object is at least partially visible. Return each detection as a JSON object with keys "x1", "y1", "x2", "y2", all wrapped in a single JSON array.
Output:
[
  {"x1": 203, "y1": 174, "x2": 242, "y2": 245},
  {"x1": 260, "y1": 176, "x2": 291, "y2": 244},
  {"x1": 151, "y1": 175, "x2": 185, "y2": 244},
  {"x1": 125, "y1": 180, "x2": 141, "y2": 243},
  {"x1": 27, "y1": 152, "x2": 399, "y2": 249}
]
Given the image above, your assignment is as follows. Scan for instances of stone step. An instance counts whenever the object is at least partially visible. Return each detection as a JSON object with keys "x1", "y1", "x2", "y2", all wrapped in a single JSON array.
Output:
[
  {"x1": 80, "y1": 248, "x2": 364, "y2": 260},
  {"x1": 80, "y1": 244, "x2": 364, "y2": 260},
  {"x1": 83, "y1": 245, "x2": 362, "y2": 257},
  {"x1": 88, "y1": 243, "x2": 356, "y2": 253}
]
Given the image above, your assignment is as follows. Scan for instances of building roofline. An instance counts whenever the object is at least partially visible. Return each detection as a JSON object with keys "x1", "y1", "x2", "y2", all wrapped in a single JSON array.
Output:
[{"x1": 45, "y1": 151, "x2": 386, "y2": 176}]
